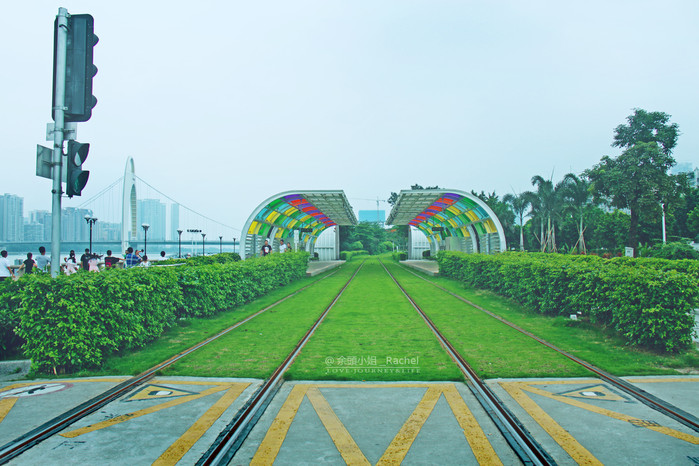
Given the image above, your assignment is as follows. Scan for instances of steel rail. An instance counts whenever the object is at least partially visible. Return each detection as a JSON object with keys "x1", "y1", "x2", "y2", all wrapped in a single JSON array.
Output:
[
  {"x1": 381, "y1": 260, "x2": 555, "y2": 466},
  {"x1": 197, "y1": 261, "x2": 366, "y2": 465},
  {"x1": 0, "y1": 267, "x2": 342, "y2": 465},
  {"x1": 398, "y1": 263, "x2": 699, "y2": 433}
]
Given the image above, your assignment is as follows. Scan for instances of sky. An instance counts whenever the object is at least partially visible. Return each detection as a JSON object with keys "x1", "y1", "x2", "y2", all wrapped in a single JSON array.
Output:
[{"x1": 3, "y1": 1, "x2": 698, "y2": 233}]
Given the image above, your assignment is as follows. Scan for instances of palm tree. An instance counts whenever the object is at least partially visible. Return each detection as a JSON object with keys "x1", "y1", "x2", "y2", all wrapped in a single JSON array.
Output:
[
  {"x1": 529, "y1": 175, "x2": 567, "y2": 252},
  {"x1": 503, "y1": 192, "x2": 531, "y2": 251},
  {"x1": 561, "y1": 173, "x2": 593, "y2": 254}
]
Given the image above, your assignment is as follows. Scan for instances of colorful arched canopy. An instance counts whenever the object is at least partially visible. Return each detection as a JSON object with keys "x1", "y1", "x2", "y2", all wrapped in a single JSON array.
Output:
[
  {"x1": 241, "y1": 190, "x2": 357, "y2": 259},
  {"x1": 387, "y1": 189, "x2": 506, "y2": 254}
]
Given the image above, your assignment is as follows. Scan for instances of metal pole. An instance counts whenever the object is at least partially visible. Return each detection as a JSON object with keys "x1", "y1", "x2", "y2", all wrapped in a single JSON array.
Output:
[
  {"x1": 50, "y1": 8, "x2": 69, "y2": 277},
  {"x1": 661, "y1": 203, "x2": 667, "y2": 244},
  {"x1": 202, "y1": 233, "x2": 206, "y2": 255},
  {"x1": 177, "y1": 229, "x2": 183, "y2": 258},
  {"x1": 219, "y1": 236, "x2": 222, "y2": 254}
]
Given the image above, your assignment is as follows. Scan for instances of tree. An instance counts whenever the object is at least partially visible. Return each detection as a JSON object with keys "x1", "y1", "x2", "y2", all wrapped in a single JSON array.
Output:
[
  {"x1": 560, "y1": 173, "x2": 593, "y2": 253},
  {"x1": 503, "y1": 192, "x2": 531, "y2": 251},
  {"x1": 527, "y1": 175, "x2": 566, "y2": 252},
  {"x1": 587, "y1": 108, "x2": 682, "y2": 255},
  {"x1": 472, "y1": 191, "x2": 516, "y2": 248}
]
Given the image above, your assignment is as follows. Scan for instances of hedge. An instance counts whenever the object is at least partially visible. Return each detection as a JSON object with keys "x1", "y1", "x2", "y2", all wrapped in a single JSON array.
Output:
[
  {"x1": 0, "y1": 252, "x2": 309, "y2": 373},
  {"x1": 339, "y1": 250, "x2": 369, "y2": 261},
  {"x1": 437, "y1": 251, "x2": 698, "y2": 352}
]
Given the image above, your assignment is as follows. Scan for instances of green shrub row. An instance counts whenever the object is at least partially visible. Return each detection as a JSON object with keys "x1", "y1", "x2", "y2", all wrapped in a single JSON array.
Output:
[
  {"x1": 392, "y1": 251, "x2": 408, "y2": 261},
  {"x1": 339, "y1": 250, "x2": 369, "y2": 261},
  {"x1": 0, "y1": 252, "x2": 308, "y2": 372},
  {"x1": 159, "y1": 252, "x2": 241, "y2": 266},
  {"x1": 436, "y1": 251, "x2": 698, "y2": 352}
]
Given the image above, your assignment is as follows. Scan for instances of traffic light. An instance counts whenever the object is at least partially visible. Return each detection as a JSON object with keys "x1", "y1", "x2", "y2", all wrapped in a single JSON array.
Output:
[
  {"x1": 53, "y1": 14, "x2": 98, "y2": 122},
  {"x1": 66, "y1": 140, "x2": 90, "y2": 197}
]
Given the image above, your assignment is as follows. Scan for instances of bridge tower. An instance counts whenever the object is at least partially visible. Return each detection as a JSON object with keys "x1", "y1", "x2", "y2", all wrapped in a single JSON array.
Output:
[{"x1": 121, "y1": 157, "x2": 138, "y2": 253}]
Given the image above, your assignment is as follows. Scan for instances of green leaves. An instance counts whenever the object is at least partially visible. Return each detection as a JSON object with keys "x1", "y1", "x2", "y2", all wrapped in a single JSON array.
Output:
[
  {"x1": 437, "y1": 251, "x2": 698, "y2": 352},
  {"x1": 3, "y1": 252, "x2": 309, "y2": 373}
]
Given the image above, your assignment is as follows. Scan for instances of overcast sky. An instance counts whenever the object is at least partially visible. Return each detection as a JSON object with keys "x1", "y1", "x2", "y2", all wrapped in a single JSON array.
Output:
[{"x1": 3, "y1": 1, "x2": 698, "y2": 233}]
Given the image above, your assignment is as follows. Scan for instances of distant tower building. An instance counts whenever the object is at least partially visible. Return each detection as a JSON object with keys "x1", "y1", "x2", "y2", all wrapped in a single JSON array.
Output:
[
  {"x1": 0, "y1": 194, "x2": 24, "y2": 241},
  {"x1": 138, "y1": 199, "x2": 166, "y2": 241},
  {"x1": 23, "y1": 222, "x2": 44, "y2": 242},
  {"x1": 170, "y1": 203, "x2": 180, "y2": 241},
  {"x1": 358, "y1": 209, "x2": 386, "y2": 225},
  {"x1": 30, "y1": 210, "x2": 52, "y2": 241},
  {"x1": 61, "y1": 207, "x2": 93, "y2": 242}
]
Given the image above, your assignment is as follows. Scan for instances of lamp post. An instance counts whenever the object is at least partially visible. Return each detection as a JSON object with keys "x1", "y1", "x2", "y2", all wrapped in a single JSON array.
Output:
[
  {"x1": 201, "y1": 233, "x2": 206, "y2": 255},
  {"x1": 177, "y1": 229, "x2": 183, "y2": 258},
  {"x1": 233, "y1": 237, "x2": 236, "y2": 255},
  {"x1": 141, "y1": 224, "x2": 150, "y2": 256},
  {"x1": 84, "y1": 215, "x2": 98, "y2": 253},
  {"x1": 219, "y1": 235, "x2": 223, "y2": 254}
]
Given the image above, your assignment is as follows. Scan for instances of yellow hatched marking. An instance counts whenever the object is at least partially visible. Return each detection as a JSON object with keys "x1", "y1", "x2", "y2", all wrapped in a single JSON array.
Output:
[
  {"x1": 251, "y1": 384, "x2": 309, "y2": 465},
  {"x1": 521, "y1": 384, "x2": 699, "y2": 445},
  {"x1": 61, "y1": 384, "x2": 231, "y2": 438},
  {"x1": 443, "y1": 384, "x2": 502, "y2": 465},
  {"x1": 500, "y1": 382, "x2": 602, "y2": 465},
  {"x1": 0, "y1": 397, "x2": 18, "y2": 423},
  {"x1": 306, "y1": 387, "x2": 370, "y2": 465},
  {"x1": 153, "y1": 382, "x2": 250, "y2": 466},
  {"x1": 377, "y1": 386, "x2": 441, "y2": 464}
]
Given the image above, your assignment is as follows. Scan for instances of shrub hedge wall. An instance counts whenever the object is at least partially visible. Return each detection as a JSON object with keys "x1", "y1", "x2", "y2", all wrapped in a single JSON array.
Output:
[
  {"x1": 437, "y1": 251, "x2": 698, "y2": 352},
  {"x1": 0, "y1": 252, "x2": 308, "y2": 372}
]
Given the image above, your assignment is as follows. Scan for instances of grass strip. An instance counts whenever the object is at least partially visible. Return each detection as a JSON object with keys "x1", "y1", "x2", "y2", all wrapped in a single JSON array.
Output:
[
  {"x1": 395, "y1": 262, "x2": 699, "y2": 376},
  {"x1": 286, "y1": 258, "x2": 463, "y2": 381},
  {"x1": 74, "y1": 266, "x2": 352, "y2": 378},
  {"x1": 384, "y1": 261, "x2": 589, "y2": 379},
  {"x1": 158, "y1": 261, "x2": 364, "y2": 378}
]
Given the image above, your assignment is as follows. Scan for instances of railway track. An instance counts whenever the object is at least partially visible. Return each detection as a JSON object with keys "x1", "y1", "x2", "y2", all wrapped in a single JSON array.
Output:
[
  {"x1": 391, "y1": 260, "x2": 699, "y2": 434},
  {"x1": 0, "y1": 265, "x2": 348, "y2": 465}
]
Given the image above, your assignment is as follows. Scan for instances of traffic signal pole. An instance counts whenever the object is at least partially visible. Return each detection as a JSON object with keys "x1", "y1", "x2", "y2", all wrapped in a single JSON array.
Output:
[{"x1": 50, "y1": 8, "x2": 69, "y2": 278}]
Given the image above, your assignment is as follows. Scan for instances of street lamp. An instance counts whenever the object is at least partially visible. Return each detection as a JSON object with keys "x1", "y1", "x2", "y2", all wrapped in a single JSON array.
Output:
[
  {"x1": 201, "y1": 233, "x2": 206, "y2": 255},
  {"x1": 219, "y1": 235, "x2": 223, "y2": 254},
  {"x1": 233, "y1": 237, "x2": 236, "y2": 254},
  {"x1": 141, "y1": 223, "x2": 150, "y2": 256},
  {"x1": 177, "y1": 229, "x2": 183, "y2": 258},
  {"x1": 84, "y1": 215, "x2": 98, "y2": 253}
]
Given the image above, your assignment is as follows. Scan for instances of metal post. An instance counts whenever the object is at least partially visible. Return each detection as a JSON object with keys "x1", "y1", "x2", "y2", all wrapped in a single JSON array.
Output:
[
  {"x1": 201, "y1": 233, "x2": 206, "y2": 255},
  {"x1": 177, "y1": 229, "x2": 183, "y2": 258},
  {"x1": 50, "y1": 8, "x2": 69, "y2": 277},
  {"x1": 661, "y1": 203, "x2": 667, "y2": 244},
  {"x1": 142, "y1": 224, "x2": 149, "y2": 255},
  {"x1": 233, "y1": 237, "x2": 236, "y2": 254},
  {"x1": 219, "y1": 236, "x2": 222, "y2": 254}
]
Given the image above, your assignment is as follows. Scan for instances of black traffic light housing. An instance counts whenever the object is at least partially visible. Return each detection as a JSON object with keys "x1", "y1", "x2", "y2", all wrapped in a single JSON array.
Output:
[
  {"x1": 53, "y1": 14, "x2": 98, "y2": 122},
  {"x1": 66, "y1": 140, "x2": 90, "y2": 197}
]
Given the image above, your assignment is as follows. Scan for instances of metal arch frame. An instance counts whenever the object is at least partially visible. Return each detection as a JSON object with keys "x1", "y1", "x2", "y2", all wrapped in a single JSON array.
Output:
[
  {"x1": 387, "y1": 189, "x2": 507, "y2": 254},
  {"x1": 241, "y1": 190, "x2": 357, "y2": 259}
]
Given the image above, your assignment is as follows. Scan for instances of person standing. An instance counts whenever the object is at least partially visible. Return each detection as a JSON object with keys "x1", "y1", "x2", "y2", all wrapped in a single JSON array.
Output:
[
  {"x1": 261, "y1": 239, "x2": 272, "y2": 256},
  {"x1": 80, "y1": 248, "x2": 91, "y2": 271},
  {"x1": 0, "y1": 250, "x2": 15, "y2": 281},
  {"x1": 124, "y1": 247, "x2": 141, "y2": 268},
  {"x1": 35, "y1": 246, "x2": 51, "y2": 272},
  {"x1": 279, "y1": 239, "x2": 287, "y2": 253},
  {"x1": 19, "y1": 253, "x2": 36, "y2": 275},
  {"x1": 104, "y1": 250, "x2": 122, "y2": 268}
]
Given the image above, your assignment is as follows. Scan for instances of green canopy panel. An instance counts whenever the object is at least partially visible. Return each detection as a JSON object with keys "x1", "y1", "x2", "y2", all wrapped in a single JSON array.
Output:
[
  {"x1": 387, "y1": 189, "x2": 506, "y2": 256},
  {"x1": 241, "y1": 190, "x2": 357, "y2": 259}
]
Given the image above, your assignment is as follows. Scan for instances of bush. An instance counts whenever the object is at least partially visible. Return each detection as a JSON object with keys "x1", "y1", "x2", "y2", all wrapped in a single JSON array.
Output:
[
  {"x1": 642, "y1": 242, "x2": 699, "y2": 260},
  {"x1": 437, "y1": 251, "x2": 698, "y2": 352},
  {"x1": 5, "y1": 252, "x2": 309, "y2": 373},
  {"x1": 392, "y1": 251, "x2": 408, "y2": 261},
  {"x1": 340, "y1": 250, "x2": 368, "y2": 262}
]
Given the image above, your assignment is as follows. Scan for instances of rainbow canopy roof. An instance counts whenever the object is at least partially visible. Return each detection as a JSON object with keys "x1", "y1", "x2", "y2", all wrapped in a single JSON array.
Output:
[
  {"x1": 386, "y1": 189, "x2": 506, "y2": 249},
  {"x1": 243, "y1": 190, "x2": 357, "y2": 241}
]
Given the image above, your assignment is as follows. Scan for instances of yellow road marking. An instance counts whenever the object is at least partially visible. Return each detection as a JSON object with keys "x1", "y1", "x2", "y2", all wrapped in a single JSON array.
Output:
[
  {"x1": 153, "y1": 382, "x2": 250, "y2": 465},
  {"x1": 253, "y1": 383, "x2": 501, "y2": 464},
  {"x1": 251, "y1": 384, "x2": 309, "y2": 465},
  {"x1": 521, "y1": 383, "x2": 699, "y2": 445},
  {"x1": 0, "y1": 397, "x2": 18, "y2": 423},
  {"x1": 377, "y1": 386, "x2": 441, "y2": 465},
  {"x1": 443, "y1": 384, "x2": 502, "y2": 465},
  {"x1": 60, "y1": 384, "x2": 232, "y2": 438},
  {"x1": 500, "y1": 382, "x2": 602, "y2": 465},
  {"x1": 307, "y1": 387, "x2": 370, "y2": 465}
]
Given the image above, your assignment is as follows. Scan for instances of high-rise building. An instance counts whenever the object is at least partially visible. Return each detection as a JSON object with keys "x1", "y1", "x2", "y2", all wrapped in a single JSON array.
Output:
[
  {"x1": 23, "y1": 222, "x2": 44, "y2": 242},
  {"x1": 61, "y1": 207, "x2": 94, "y2": 242},
  {"x1": 138, "y1": 199, "x2": 166, "y2": 241},
  {"x1": 29, "y1": 210, "x2": 52, "y2": 241},
  {"x1": 170, "y1": 203, "x2": 180, "y2": 241},
  {"x1": 0, "y1": 194, "x2": 24, "y2": 241}
]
